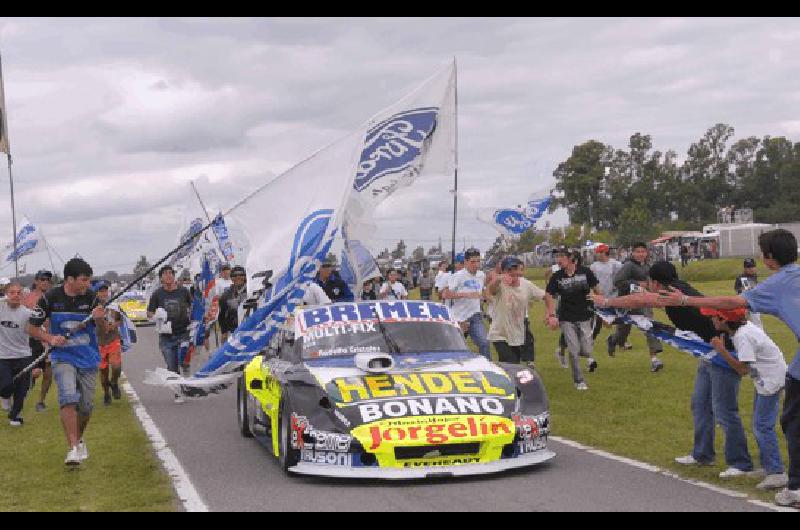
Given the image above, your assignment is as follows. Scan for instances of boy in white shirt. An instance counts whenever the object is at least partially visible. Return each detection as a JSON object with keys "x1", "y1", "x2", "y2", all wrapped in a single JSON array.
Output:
[
  {"x1": 379, "y1": 269, "x2": 408, "y2": 300},
  {"x1": 441, "y1": 249, "x2": 490, "y2": 359},
  {"x1": 705, "y1": 306, "x2": 789, "y2": 491}
]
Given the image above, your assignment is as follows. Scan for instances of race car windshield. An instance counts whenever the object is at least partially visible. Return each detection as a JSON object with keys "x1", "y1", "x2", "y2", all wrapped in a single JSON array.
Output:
[{"x1": 299, "y1": 319, "x2": 468, "y2": 359}]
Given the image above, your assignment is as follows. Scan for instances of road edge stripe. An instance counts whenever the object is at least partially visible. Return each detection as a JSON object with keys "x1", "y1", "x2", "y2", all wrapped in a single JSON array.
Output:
[
  {"x1": 550, "y1": 435, "x2": 796, "y2": 512},
  {"x1": 122, "y1": 377, "x2": 210, "y2": 512}
]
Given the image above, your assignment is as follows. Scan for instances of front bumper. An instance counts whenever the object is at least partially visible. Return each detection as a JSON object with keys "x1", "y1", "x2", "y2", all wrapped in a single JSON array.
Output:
[{"x1": 289, "y1": 447, "x2": 556, "y2": 479}]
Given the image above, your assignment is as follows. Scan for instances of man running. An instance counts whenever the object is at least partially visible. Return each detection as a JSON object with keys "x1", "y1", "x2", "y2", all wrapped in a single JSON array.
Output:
[
  {"x1": 24, "y1": 270, "x2": 54, "y2": 412},
  {"x1": 0, "y1": 283, "x2": 50, "y2": 426},
  {"x1": 441, "y1": 248, "x2": 490, "y2": 359},
  {"x1": 30, "y1": 258, "x2": 106, "y2": 465}
]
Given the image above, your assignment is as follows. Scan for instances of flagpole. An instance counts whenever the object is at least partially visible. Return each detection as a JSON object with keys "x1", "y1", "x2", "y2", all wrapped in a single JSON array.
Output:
[
  {"x1": 7, "y1": 154, "x2": 18, "y2": 279},
  {"x1": 450, "y1": 57, "x2": 459, "y2": 268}
]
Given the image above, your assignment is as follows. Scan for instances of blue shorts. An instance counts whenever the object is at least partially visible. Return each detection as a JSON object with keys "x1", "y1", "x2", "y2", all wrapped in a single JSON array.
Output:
[{"x1": 52, "y1": 361, "x2": 97, "y2": 416}]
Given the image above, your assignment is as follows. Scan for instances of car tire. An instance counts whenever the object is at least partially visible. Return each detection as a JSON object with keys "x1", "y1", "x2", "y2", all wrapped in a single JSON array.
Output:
[
  {"x1": 237, "y1": 375, "x2": 254, "y2": 438},
  {"x1": 278, "y1": 399, "x2": 299, "y2": 474}
]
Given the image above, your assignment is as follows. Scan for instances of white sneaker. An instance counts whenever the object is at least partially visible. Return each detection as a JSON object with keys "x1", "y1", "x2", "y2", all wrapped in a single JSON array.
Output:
[
  {"x1": 757, "y1": 473, "x2": 788, "y2": 491},
  {"x1": 775, "y1": 488, "x2": 800, "y2": 507},
  {"x1": 77, "y1": 440, "x2": 88, "y2": 461},
  {"x1": 174, "y1": 394, "x2": 185, "y2": 404},
  {"x1": 0, "y1": 397, "x2": 9, "y2": 411},
  {"x1": 65, "y1": 446, "x2": 82, "y2": 466},
  {"x1": 575, "y1": 382, "x2": 588, "y2": 391},
  {"x1": 719, "y1": 467, "x2": 750, "y2": 479},
  {"x1": 674, "y1": 455, "x2": 715, "y2": 466}
]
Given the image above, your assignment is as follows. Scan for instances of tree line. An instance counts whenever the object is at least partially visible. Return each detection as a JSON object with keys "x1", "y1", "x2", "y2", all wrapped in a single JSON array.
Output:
[{"x1": 548, "y1": 123, "x2": 800, "y2": 245}]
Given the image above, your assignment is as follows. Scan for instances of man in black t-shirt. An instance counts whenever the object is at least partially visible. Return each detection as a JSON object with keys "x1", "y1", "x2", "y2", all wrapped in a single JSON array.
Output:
[
  {"x1": 147, "y1": 265, "x2": 192, "y2": 403},
  {"x1": 592, "y1": 260, "x2": 754, "y2": 475},
  {"x1": 544, "y1": 249, "x2": 602, "y2": 390}
]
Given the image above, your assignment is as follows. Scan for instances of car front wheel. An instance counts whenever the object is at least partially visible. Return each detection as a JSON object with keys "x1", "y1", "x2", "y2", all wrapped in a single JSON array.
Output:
[
  {"x1": 237, "y1": 375, "x2": 254, "y2": 438},
  {"x1": 278, "y1": 399, "x2": 300, "y2": 473}
]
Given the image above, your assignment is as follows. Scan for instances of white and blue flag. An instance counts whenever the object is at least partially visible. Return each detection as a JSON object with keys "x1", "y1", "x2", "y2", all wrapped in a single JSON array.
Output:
[
  {"x1": 477, "y1": 191, "x2": 552, "y2": 237},
  {"x1": 4, "y1": 219, "x2": 41, "y2": 264}
]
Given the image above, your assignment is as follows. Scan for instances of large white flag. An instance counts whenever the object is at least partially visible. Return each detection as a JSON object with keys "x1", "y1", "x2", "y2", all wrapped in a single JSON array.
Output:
[
  {"x1": 3, "y1": 218, "x2": 40, "y2": 266},
  {"x1": 476, "y1": 190, "x2": 552, "y2": 237},
  {"x1": 341, "y1": 62, "x2": 457, "y2": 294},
  {"x1": 0, "y1": 53, "x2": 10, "y2": 155}
]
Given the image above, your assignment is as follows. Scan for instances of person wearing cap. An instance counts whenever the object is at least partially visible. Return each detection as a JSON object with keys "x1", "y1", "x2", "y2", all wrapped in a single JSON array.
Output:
[
  {"x1": 592, "y1": 260, "x2": 755, "y2": 477},
  {"x1": 218, "y1": 266, "x2": 248, "y2": 342},
  {"x1": 93, "y1": 282, "x2": 123, "y2": 406},
  {"x1": 589, "y1": 244, "x2": 622, "y2": 340},
  {"x1": 735, "y1": 258, "x2": 763, "y2": 329},
  {"x1": 649, "y1": 229, "x2": 800, "y2": 507},
  {"x1": 24, "y1": 270, "x2": 54, "y2": 412},
  {"x1": 544, "y1": 248, "x2": 602, "y2": 390},
  {"x1": 314, "y1": 258, "x2": 354, "y2": 303},
  {"x1": 610, "y1": 242, "x2": 664, "y2": 373},
  {"x1": 703, "y1": 306, "x2": 789, "y2": 491},
  {"x1": 147, "y1": 265, "x2": 192, "y2": 404},
  {"x1": 487, "y1": 256, "x2": 545, "y2": 364},
  {"x1": 442, "y1": 249, "x2": 490, "y2": 359}
]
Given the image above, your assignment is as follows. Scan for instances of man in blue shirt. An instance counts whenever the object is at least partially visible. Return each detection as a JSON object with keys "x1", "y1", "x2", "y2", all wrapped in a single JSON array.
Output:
[
  {"x1": 653, "y1": 229, "x2": 800, "y2": 508},
  {"x1": 30, "y1": 258, "x2": 106, "y2": 466},
  {"x1": 314, "y1": 258, "x2": 354, "y2": 303}
]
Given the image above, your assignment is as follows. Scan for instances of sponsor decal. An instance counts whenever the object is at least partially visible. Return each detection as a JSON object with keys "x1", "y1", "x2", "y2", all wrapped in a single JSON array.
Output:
[
  {"x1": 314, "y1": 345, "x2": 382, "y2": 358},
  {"x1": 333, "y1": 409, "x2": 351, "y2": 428},
  {"x1": 403, "y1": 457, "x2": 480, "y2": 468},
  {"x1": 516, "y1": 439, "x2": 547, "y2": 455},
  {"x1": 516, "y1": 369, "x2": 534, "y2": 385},
  {"x1": 290, "y1": 413, "x2": 352, "y2": 452},
  {"x1": 352, "y1": 415, "x2": 515, "y2": 451},
  {"x1": 356, "y1": 396, "x2": 506, "y2": 423},
  {"x1": 300, "y1": 449, "x2": 353, "y2": 467},
  {"x1": 327, "y1": 371, "x2": 514, "y2": 404},
  {"x1": 298, "y1": 301, "x2": 455, "y2": 332},
  {"x1": 512, "y1": 414, "x2": 540, "y2": 441}
]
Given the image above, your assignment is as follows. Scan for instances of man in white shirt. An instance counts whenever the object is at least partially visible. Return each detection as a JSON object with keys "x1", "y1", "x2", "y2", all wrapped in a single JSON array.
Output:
[
  {"x1": 214, "y1": 264, "x2": 233, "y2": 299},
  {"x1": 589, "y1": 244, "x2": 622, "y2": 342},
  {"x1": 379, "y1": 269, "x2": 408, "y2": 300},
  {"x1": 434, "y1": 261, "x2": 450, "y2": 301},
  {"x1": 441, "y1": 249, "x2": 490, "y2": 359}
]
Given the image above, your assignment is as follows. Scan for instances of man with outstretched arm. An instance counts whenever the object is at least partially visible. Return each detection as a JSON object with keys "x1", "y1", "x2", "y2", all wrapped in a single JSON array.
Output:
[
  {"x1": 29, "y1": 258, "x2": 106, "y2": 466},
  {"x1": 648, "y1": 228, "x2": 800, "y2": 508}
]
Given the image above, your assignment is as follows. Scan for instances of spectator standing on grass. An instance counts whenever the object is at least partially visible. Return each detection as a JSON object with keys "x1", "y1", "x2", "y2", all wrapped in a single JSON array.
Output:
[
  {"x1": 29, "y1": 258, "x2": 107, "y2": 465},
  {"x1": 650, "y1": 229, "x2": 800, "y2": 508},
  {"x1": 544, "y1": 248, "x2": 601, "y2": 390},
  {"x1": 610, "y1": 242, "x2": 665, "y2": 373},
  {"x1": 379, "y1": 269, "x2": 408, "y2": 300},
  {"x1": 592, "y1": 260, "x2": 755, "y2": 479},
  {"x1": 487, "y1": 256, "x2": 545, "y2": 364},
  {"x1": 735, "y1": 258, "x2": 763, "y2": 329},
  {"x1": 24, "y1": 270, "x2": 54, "y2": 412},
  {"x1": 147, "y1": 265, "x2": 192, "y2": 404},
  {"x1": 418, "y1": 268, "x2": 434, "y2": 301},
  {"x1": 705, "y1": 307, "x2": 788, "y2": 491},
  {"x1": 0, "y1": 283, "x2": 48, "y2": 426},
  {"x1": 589, "y1": 244, "x2": 621, "y2": 343},
  {"x1": 441, "y1": 248, "x2": 490, "y2": 359},
  {"x1": 94, "y1": 282, "x2": 123, "y2": 407}
]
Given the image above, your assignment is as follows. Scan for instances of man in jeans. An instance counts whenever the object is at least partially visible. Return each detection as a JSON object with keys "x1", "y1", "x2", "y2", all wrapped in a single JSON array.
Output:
[
  {"x1": 29, "y1": 258, "x2": 106, "y2": 465},
  {"x1": 148, "y1": 265, "x2": 192, "y2": 403},
  {"x1": 610, "y1": 242, "x2": 664, "y2": 372},
  {"x1": 441, "y1": 248, "x2": 490, "y2": 359},
  {"x1": 418, "y1": 268, "x2": 434, "y2": 301},
  {"x1": 544, "y1": 249, "x2": 602, "y2": 390},
  {"x1": 652, "y1": 229, "x2": 800, "y2": 508}
]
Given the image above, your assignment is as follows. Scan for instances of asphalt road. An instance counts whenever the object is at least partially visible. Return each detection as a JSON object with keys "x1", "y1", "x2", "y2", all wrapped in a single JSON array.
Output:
[{"x1": 124, "y1": 327, "x2": 773, "y2": 512}]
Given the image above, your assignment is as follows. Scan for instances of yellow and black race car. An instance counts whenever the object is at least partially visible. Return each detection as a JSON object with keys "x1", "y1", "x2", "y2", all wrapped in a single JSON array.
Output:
[
  {"x1": 237, "y1": 300, "x2": 554, "y2": 479},
  {"x1": 118, "y1": 291, "x2": 150, "y2": 325}
]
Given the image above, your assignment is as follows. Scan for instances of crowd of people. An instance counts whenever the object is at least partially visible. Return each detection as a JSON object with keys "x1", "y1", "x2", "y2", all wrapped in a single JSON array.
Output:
[{"x1": 1, "y1": 228, "x2": 797, "y2": 508}]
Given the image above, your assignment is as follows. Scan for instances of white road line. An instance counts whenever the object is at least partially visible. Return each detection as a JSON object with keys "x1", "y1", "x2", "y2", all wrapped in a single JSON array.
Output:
[
  {"x1": 550, "y1": 435, "x2": 795, "y2": 512},
  {"x1": 122, "y1": 377, "x2": 210, "y2": 512}
]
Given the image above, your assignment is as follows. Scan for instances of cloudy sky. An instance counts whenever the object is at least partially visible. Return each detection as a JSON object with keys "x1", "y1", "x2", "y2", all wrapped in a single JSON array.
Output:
[{"x1": 0, "y1": 17, "x2": 798, "y2": 275}]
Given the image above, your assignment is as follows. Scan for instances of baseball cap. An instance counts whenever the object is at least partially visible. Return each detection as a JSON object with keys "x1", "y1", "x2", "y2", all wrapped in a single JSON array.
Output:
[
  {"x1": 454, "y1": 253, "x2": 465, "y2": 264},
  {"x1": 699, "y1": 307, "x2": 748, "y2": 322},
  {"x1": 231, "y1": 266, "x2": 247, "y2": 278},
  {"x1": 595, "y1": 244, "x2": 610, "y2": 254},
  {"x1": 501, "y1": 256, "x2": 523, "y2": 271},
  {"x1": 35, "y1": 270, "x2": 53, "y2": 280},
  {"x1": 92, "y1": 280, "x2": 110, "y2": 292},
  {"x1": 743, "y1": 258, "x2": 756, "y2": 268}
]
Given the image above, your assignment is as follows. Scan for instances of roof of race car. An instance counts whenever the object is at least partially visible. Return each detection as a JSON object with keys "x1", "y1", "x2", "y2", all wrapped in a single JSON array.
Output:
[{"x1": 293, "y1": 300, "x2": 458, "y2": 334}]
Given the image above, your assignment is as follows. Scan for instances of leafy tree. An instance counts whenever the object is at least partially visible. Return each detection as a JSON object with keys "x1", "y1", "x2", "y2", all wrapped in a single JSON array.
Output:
[
  {"x1": 552, "y1": 140, "x2": 612, "y2": 229},
  {"x1": 615, "y1": 198, "x2": 659, "y2": 246}
]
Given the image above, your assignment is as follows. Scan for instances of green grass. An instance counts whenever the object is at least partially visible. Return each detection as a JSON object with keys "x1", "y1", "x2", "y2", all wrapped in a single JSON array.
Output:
[
  {"x1": 0, "y1": 373, "x2": 176, "y2": 512},
  {"x1": 412, "y1": 278, "x2": 796, "y2": 503}
]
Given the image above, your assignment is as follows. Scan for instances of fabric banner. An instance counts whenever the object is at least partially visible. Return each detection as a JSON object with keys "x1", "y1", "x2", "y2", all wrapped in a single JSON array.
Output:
[
  {"x1": 3, "y1": 220, "x2": 40, "y2": 264},
  {"x1": 596, "y1": 308, "x2": 738, "y2": 371},
  {"x1": 477, "y1": 191, "x2": 551, "y2": 237},
  {"x1": 211, "y1": 213, "x2": 236, "y2": 262},
  {"x1": 144, "y1": 64, "x2": 458, "y2": 396}
]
